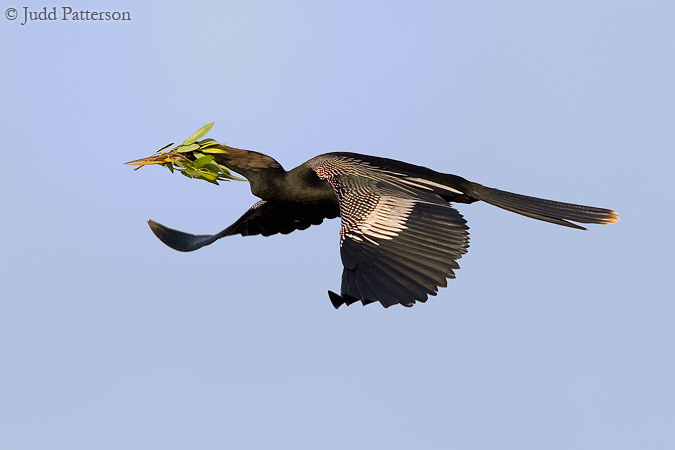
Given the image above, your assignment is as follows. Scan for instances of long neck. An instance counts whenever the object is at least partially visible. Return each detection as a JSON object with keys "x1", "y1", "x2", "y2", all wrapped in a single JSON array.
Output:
[
  {"x1": 212, "y1": 145, "x2": 337, "y2": 204},
  {"x1": 213, "y1": 145, "x2": 287, "y2": 199}
]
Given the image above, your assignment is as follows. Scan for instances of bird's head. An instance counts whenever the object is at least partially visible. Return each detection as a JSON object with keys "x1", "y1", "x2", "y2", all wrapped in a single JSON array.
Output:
[{"x1": 125, "y1": 122, "x2": 244, "y2": 184}]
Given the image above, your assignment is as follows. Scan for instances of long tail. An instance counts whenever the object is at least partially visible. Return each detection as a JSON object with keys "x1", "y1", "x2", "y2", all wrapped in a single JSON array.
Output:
[{"x1": 467, "y1": 183, "x2": 619, "y2": 230}]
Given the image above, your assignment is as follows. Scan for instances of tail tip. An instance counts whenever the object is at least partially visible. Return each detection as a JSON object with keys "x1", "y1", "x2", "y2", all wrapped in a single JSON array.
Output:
[{"x1": 601, "y1": 210, "x2": 620, "y2": 225}]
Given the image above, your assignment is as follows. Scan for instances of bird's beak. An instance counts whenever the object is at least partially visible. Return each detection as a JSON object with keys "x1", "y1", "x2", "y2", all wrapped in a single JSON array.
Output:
[{"x1": 125, "y1": 154, "x2": 173, "y2": 171}]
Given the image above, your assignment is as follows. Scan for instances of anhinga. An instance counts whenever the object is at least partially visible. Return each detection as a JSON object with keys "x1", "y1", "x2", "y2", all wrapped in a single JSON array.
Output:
[{"x1": 131, "y1": 145, "x2": 619, "y2": 308}]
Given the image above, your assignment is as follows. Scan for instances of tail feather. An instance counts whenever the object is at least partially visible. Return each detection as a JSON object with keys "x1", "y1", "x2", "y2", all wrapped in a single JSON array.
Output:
[{"x1": 468, "y1": 184, "x2": 619, "y2": 230}]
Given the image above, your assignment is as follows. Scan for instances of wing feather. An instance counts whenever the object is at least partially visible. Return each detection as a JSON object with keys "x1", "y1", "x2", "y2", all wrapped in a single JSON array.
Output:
[
  {"x1": 307, "y1": 154, "x2": 470, "y2": 308},
  {"x1": 148, "y1": 200, "x2": 338, "y2": 252}
]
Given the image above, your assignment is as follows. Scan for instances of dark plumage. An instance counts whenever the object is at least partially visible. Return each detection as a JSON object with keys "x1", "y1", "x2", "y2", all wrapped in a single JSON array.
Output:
[{"x1": 142, "y1": 145, "x2": 619, "y2": 308}]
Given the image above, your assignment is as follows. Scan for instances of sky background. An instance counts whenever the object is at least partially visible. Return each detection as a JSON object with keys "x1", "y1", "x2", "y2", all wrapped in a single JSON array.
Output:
[{"x1": 1, "y1": 1, "x2": 674, "y2": 449}]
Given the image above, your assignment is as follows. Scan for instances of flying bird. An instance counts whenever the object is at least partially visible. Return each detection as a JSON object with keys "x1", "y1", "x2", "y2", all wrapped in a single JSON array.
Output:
[{"x1": 131, "y1": 145, "x2": 619, "y2": 308}]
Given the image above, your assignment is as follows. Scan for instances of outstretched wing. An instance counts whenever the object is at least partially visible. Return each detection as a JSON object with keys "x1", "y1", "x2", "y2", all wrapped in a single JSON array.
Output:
[
  {"x1": 148, "y1": 200, "x2": 339, "y2": 252},
  {"x1": 307, "y1": 154, "x2": 470, "y2": 308}
]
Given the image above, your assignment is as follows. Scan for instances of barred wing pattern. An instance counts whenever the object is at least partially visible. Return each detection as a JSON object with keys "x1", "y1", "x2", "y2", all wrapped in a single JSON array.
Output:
[{"x1": 307, "y1": 154, "x2": 470, "y2": 308}]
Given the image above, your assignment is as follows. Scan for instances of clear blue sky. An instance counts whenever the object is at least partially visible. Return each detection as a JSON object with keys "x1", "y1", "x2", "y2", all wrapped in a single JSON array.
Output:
[{"x1": 1, "y1": 1, "x2": 673, "y2": 449}]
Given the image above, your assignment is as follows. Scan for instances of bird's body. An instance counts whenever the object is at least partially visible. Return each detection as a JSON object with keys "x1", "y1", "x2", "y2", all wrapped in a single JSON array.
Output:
[{"x1": 143, "y1": 144, "x2": 618, "y2": 308}]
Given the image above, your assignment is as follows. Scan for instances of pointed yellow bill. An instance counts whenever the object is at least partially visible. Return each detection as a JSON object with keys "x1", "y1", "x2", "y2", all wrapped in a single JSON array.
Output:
[{"x1": 125, "y1": 152, "x2": 180, "y2": 170}]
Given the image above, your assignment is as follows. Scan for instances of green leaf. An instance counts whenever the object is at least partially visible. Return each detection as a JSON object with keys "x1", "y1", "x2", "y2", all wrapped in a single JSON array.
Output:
[
  {"x1": 221, "y1": 171, "x2": 246, "y2": 181},
  {"x1": 197, "y1": 138, "x2": 220, "y2": 148},
  {"x1": 198, "y1": 170, "x2": 218, "y2": 181},
  {"x1": 194, "y1": 155, "x2": 215, "y2": 168},
  {"x1": 183, "y1": 122, "x2": 215, "y2": 146},
  {"x1": 182, "y1": 167, "x2": 201, "y2": 178},
  {"x1": 201, "y1": 147, "x2": 228, "y2": 154},
  {"x1": 176, "y1": 143, "x2": 200, "y2": 153},
  {"x1": 129, "y1": 120, "x2": 248, "y2": 185}
]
